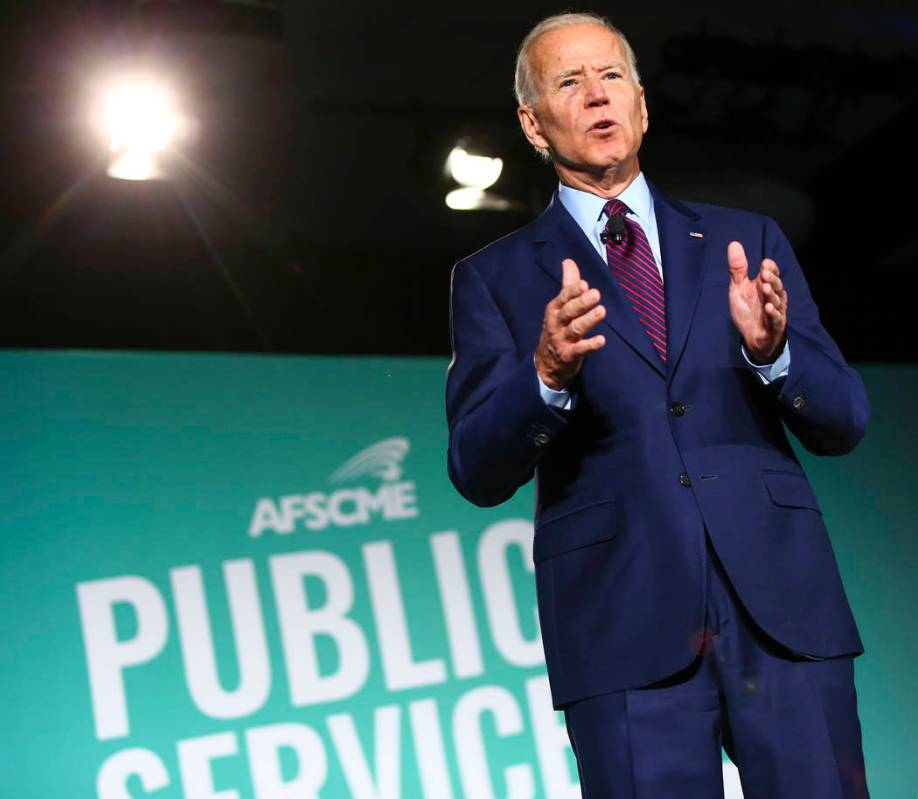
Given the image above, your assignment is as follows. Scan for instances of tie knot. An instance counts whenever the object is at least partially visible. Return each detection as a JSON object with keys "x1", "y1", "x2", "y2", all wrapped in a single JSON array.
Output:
[{"x1": 602, "y1": 198, "x2": 630, "y2": 220}]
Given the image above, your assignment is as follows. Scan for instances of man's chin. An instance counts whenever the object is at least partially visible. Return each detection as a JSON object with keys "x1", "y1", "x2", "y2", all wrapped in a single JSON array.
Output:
[
  {"x1": 556, "y1": 152, "x2": 629, "y2": 179},
  {"x1": 552, "y1": 144, "x2": 603, "y2": 163},
  {"x1": 587, "y1": 143, "x2": 633, "y2": 170}
]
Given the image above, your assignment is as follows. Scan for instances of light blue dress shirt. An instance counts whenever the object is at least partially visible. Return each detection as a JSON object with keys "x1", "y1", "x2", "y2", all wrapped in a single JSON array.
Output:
[
  {"x1": 538, "y1": 173, "x2": 790, "y2": 408},
  {"x1": 560, "y1": 172, "x2": 664, "y2": 282}
]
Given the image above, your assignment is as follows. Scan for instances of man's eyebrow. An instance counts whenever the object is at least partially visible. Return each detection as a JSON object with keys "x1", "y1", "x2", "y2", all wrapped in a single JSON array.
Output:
[
  {"x1": 554, "y1": 67, "x2": 585, "y2": 81},
  {"x1": 553, "y1": 61, "x2": 627, "y2": 81}
]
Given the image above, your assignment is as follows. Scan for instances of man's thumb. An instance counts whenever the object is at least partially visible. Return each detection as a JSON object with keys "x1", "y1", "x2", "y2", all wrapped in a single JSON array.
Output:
[
  {"x1": 562, "y1": 258, "x2": 580, "y2": 287},
  {"x1": 727, "y1": 242, "x2": 748, "y2": 285}
]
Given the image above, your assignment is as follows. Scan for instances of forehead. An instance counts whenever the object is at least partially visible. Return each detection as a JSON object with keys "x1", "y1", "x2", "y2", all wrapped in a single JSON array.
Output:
[{"x1": 529, "y1": 24, "x2": 625, "y2": 78}]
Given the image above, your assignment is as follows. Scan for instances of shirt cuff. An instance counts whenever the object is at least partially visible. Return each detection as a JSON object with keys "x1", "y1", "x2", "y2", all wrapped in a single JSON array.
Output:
[
  {"x1": 742, "y1": 341, "x2": 791, "y2": 385},
  {"x1": 537, "y1": 373, "x2": 573, "y2": 410}
]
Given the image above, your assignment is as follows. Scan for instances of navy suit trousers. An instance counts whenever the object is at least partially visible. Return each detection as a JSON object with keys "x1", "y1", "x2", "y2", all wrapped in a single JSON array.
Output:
[{"x1": 563, "y1": 540, "x2": 870, "y2": 799}]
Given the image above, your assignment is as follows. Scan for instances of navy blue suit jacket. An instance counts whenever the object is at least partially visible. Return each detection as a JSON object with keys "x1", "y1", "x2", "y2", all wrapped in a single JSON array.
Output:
[{"x1": 446, "y1": 185, "x2": 868, "y2": 709}]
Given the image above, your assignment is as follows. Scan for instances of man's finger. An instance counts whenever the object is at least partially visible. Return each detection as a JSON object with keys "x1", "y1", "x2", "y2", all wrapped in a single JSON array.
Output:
[
  {"x1": 565, "y1": 303, "x2": 607, "y2": 340},
  {"x1": 763, "y1": 303, "x2": 787, "y2": 332},
  {"x1": 562, "y1": 258, "x2": 581, "y2": 288},
  {"x1": 761, "y1": 280, "x2": 788, "y2": 312},
  {"x1": 555, "y1": 278, "x2": 588, "y2": 309},
  {"x1": 760, "y1": 281, "x2": 777, "y2": 306},
  {"x1": 559, "y1": 287, "x2": 601, "y2": 324},
  {"x1": 727, "y1": 241, "x2": 748, "y2": 285},
  {"x1": 570, "y1": 334, "x2": 606, "y2": 355},
  {"x1": 760, "y1": 258, "x2": 780, "y2": 277},
  {"x1": 761, "y1": 269, "x2": 784, "y2": 296}
]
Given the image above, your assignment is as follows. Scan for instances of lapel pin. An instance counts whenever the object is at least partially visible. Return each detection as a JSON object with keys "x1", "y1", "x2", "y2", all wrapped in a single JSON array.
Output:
[{"x1": 689, "y1": 231, "x2": 704, "y2": 239}]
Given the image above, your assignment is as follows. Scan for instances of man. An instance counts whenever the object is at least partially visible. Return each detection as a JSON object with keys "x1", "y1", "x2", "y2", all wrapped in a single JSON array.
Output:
[{"x1": 446, "y1": 12, "x2": 870, "y2": 798}]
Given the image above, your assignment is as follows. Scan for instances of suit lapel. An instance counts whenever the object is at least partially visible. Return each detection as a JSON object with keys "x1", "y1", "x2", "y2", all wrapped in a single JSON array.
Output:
[
  {"x1": 651, "y1": 186, "x2": 707, "y2": 381},
  {"x1": 533, "y1": 195, "x2": 666, "y2": 379}
]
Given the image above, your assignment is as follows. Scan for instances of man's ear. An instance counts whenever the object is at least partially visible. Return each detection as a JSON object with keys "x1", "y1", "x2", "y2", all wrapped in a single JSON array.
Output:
[
  {"x1": 518, "y1": 106, "x2": 550, "y2": 151},
  {"x1": 639, "y1": 86, "x2": 649, "y2": 134}
]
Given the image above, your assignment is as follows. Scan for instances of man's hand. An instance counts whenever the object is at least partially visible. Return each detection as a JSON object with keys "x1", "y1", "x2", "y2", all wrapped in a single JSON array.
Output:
[
  {"x1": 727, "y1": 241, "x2": 788, "y2": 364},
  {"x1": 535, "y1": 259, "x2": 607, "y2": 390}
]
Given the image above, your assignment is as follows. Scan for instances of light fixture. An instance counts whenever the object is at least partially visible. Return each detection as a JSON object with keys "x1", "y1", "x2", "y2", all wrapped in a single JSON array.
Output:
[
  {"x1": 446, "y1": 188, "x2": 516, "y2": 211},
  {"x1": 95, "y1": 76, "x2": 192, "y2": 181},
  {"x1": 446, "y1": 146, "x2": 503, "y2": 191},
  {"x1": 444, "y1": 140, "x2": 519, "y2": 212}
]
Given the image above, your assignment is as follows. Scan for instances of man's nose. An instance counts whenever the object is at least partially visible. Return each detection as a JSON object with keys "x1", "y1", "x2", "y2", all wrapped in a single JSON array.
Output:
[{"x1": 583, "y1": 76, "x2": 609, "y2": 106}]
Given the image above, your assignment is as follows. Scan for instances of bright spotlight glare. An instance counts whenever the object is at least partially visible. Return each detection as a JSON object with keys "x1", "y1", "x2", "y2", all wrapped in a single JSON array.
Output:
[
  {"x1": 103, "y1": 81, "x2": 178, "y2": 154},
  {"x1": 446, "y1": 188, "x2": 518, "y2": 212},
  {"x1": 107, "y1": 151, "x2": 165, "y2": 181},
  {"x1": 447, "y1": 147, "x2": 503, "y2": 190},
  {"x1": 446, "y1": 187, "x2": 485, "y2": 210}
]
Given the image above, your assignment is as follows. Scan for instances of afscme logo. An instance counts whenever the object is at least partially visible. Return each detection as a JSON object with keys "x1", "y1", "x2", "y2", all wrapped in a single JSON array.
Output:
[
  {"x1": 248, "y1": 437, "x2": 419, "y2": 537},
  {"x1": 329, "y1": 437, "x2": 410, "y2": 483}
]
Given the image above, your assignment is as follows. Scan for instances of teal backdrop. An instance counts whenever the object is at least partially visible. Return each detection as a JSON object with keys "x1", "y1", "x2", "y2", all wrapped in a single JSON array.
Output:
[{"x1": 0, "y1": 351, "x2": 914, "y2": 798}]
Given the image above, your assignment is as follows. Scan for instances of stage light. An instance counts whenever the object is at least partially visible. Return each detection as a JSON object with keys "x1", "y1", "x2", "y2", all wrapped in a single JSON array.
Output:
[
  {"x1": 446, "y1": 187, "x2": 484, "y2": 211},
  {"x1": 446, "y1": 146, "x2": 503, "y2": 191},
  {"x1": 444, "y1": 142, "x2": 520, "y2": 212},
  {"x1": 107, "y1": 151, "x2": 164, "y2": 182},
  {"x1": 104, "y1": 81, "x2": 178, "y2": 153},
  {"x1": 445, "y1": 188, "x2": 517, "y2": 212},
  {"x1": 95, "y1": 77, "x2": 187, "y2": 181}
]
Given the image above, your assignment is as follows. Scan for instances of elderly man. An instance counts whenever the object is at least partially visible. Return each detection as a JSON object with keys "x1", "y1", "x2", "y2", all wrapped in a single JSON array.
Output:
[{"x1": 446, "y1": 12, "x2": 870, "y2": 799}]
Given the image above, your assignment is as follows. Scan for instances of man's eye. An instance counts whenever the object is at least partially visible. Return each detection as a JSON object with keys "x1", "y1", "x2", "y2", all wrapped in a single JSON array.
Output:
[
  {"x1": 559, "y1": 78, "x2": 576, "y2": 88},
  {"x1": 603, "y1": 71, "x2": 622, "y2": 80}
]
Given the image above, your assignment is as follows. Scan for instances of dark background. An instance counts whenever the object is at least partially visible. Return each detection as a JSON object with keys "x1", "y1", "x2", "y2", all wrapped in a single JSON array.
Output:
[{"x1": 1, "y1": 0, "x2": 916, "y2": 359}]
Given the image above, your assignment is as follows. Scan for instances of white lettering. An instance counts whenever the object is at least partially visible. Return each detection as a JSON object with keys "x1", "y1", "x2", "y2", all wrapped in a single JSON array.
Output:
[
  {"x1": 177, "y1": 732, "x2": 239, "y2": 799},
  {"x1": 171, "y1": 560, "x2": 271, "y2": 719},
  {"x1": 430, "y1": 531, "x2": 484, "y2": 679},
  {"x1": 303, "y1": 493, "x2": 329, "y2": 531},
  {"x1": 364, "y1": 540, "x2": 447, "y2": 691},
  {"x1": 96, "y1": 748, "x2": 170, "y2": 799},
  {"x1": 328, "y1": 706, "x2": 401, "y2": 799},
  {"x1": 280, "y1": 495, "x2": 308, "y2": 531},
  {"x1": 248, "y1": 498, "x2": 290, "y2": 537},
  {"x1": 360, "y1": 487, "x2": 388, "y2": 516},
  {"x1": 270, "y1": 551, "x2": 369, "y2": 705},
  {"x1": 453, "y1": 686, "x2": 535, "y2": 799},
  {"x1": 478, "y1": 520, "x2": 543, "y2": 667},
  {"x1": 76, "y1": 576, "x2": 169, "y2": 740},
  {"x1": 328, "y1": 489, "x2": 368, "y2": 527},
  {"x1": 246, "y1": 723, "x2": 327, "y2": 799},
  {"x1": 409, "y1": 699, "x2": 455, "y2": 799},
  {"x1": 387, "y1": 482, "x2": 419, "y2": 520},
  {"x1": 525, "y1": 676, "x2": 578, "y2": 798},
  {"x1": 251, "y1": 482, "x2": 419, "y2": 535}
]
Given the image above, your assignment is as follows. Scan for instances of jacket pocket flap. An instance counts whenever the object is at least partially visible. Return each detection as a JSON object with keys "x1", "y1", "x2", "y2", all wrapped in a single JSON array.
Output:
[
  {"x1": 762, "y1": 470, "x2": 821, "y2": 512},
  {"x1": 533, "y1": 499, "x2": 618, "y2": 563}
]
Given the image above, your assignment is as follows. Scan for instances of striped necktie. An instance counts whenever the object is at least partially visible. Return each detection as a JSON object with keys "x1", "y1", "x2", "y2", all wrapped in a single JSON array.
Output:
[{"x1": 602, "y1": 199, "x2": 667, "y2": 362}]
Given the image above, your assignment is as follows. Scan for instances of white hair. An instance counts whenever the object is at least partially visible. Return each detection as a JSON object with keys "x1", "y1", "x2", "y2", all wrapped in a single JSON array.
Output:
[
  {"x1": 514, "y1": 12, "x2": 641, "y2": 108},
  {"x1": 514, "y1": 13, "x2": 641, "y2": 160}
]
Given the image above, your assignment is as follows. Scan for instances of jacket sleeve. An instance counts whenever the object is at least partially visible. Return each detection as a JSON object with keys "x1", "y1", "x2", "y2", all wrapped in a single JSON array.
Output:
[
  {"x1": 760, "y1": 216, "x2": 869, "y2": 455},
  {"x1": 445, "y1": 257, "x2": 569, "y2": 507}
]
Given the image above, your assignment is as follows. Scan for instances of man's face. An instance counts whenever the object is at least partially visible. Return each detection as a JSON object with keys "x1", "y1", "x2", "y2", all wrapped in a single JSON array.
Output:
[{"x1": 518, "y1": 24, "x2": 648, "y2": 183}]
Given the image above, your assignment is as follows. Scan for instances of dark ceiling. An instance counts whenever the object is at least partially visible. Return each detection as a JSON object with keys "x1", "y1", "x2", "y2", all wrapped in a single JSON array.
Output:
[{"x1": 1, "y1": 0, "x2": 916, "y2": 359}]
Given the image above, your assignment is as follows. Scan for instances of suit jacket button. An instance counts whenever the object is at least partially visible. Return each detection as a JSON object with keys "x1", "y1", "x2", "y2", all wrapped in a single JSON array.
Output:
[
  {"x1": 792, "y1": 395, "x2": 806, "y2": 410},
  {"x1": 533, "y1": 432, "x2": 551, "y2": 447},
  {"x1": 669, "y1": 401, "x2": 686, "y2": 417},
  {"x1": 679, "y1": 472, "x2": 692, "y2": 487}
]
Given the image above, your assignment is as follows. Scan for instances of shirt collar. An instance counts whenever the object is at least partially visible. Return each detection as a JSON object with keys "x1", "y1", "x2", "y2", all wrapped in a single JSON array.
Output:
[{"x1": 558, "y1": 171, "x2": 653, "y2": 235}]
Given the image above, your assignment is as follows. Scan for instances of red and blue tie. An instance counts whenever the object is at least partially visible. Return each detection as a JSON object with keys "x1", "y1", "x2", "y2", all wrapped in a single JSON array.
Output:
[{"x1": 602, "y1": 199, "x2": 667, "y2": 362}]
